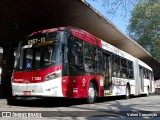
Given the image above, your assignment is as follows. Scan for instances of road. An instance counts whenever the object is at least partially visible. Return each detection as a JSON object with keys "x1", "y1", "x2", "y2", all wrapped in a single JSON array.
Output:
[{"x1": 0, "y1": 95, "x2": 160, "y2": 120}]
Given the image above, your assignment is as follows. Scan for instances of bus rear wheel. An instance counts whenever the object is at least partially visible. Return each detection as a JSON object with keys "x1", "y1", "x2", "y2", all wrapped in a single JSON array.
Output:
[{"x1": 86, "y1": 82, "x2": 97, "y2": 104}]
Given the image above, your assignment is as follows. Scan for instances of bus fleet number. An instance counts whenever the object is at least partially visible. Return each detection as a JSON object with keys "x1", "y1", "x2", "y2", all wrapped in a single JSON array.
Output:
[{"x1": 32, "y1": 77, "x2": 41, "y2": 81}]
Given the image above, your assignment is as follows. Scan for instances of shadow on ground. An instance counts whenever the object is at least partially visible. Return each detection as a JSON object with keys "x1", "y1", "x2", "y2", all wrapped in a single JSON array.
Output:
[{"x1": 6, "y1": 95, "x2": 140, "y2": 108}]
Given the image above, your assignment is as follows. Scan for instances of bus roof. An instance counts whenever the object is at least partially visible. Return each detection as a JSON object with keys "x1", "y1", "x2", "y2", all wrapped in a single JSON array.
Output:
[{"x1": 28, "y1": 26, "x2": 153, "y2": 71}]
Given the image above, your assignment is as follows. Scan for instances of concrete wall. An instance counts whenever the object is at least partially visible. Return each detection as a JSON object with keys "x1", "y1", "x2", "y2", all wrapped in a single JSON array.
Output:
[{"x1": 155, "y1": 80, "x2": 160, "y2": 88}]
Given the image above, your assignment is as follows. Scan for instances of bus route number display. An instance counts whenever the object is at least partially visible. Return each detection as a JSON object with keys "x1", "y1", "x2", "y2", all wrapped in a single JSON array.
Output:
[{"x1": 28, "y1": 37, "x2": 45, "y2": 45}]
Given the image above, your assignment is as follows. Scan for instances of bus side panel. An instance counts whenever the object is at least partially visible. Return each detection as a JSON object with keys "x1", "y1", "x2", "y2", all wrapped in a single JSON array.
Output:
[
  {"x1": 144, "y1": 79, "x2": 150, "y2": 93},
  {"x1": 112, "y1": 77, "x2": 135, "y2": 96},
  {"x1": 62, "y1": 75, "x2": 104, "y2": 98}
]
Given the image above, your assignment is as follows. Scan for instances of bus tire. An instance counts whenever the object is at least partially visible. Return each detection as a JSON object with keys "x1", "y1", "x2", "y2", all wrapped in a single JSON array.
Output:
[
  {"x1": 7, "y1": 99, "x2": 18, "y2": 105},
  {"x1": 86, "y1": 82, "x2": 97, "y2": 104},
  {"x1": 125, "y1": 85, "x2": 130, "y2": 99}
]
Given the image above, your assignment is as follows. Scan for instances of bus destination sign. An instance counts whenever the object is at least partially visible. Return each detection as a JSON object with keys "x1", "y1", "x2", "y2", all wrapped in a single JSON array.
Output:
[{"x1": 27, "y1": 37, "x2": 46, "y2": 45}]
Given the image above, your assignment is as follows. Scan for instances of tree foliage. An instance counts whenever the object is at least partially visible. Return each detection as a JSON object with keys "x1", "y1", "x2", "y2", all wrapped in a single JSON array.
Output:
[
  {"x1": 89, "y1": 0, "x2": 137, "y2": 19},
  {"x1": 128, "y1": 0, "x2": 160, "y2": 62}
]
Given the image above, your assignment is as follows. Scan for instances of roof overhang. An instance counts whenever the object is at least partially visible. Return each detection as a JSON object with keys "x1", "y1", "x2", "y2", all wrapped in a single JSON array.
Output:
[{"x1": 0, "y1": 0, "x2": 159, "y2": 79}]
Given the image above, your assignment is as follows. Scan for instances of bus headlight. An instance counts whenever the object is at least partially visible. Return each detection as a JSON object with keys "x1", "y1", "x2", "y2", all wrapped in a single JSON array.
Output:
[{"x1": 45, "y1": 71, "x2": 61, "y2": 81}]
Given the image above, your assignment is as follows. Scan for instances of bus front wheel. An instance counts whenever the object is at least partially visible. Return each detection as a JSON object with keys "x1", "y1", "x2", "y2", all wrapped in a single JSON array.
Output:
[{"x1": 86, "y1": 82, "x2": 97, "y2": 104}]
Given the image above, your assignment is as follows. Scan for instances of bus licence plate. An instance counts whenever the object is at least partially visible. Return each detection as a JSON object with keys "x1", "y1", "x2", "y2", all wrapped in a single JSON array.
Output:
[{"x1": 23, "y1": 91, "x2": 31, "y2": 95}]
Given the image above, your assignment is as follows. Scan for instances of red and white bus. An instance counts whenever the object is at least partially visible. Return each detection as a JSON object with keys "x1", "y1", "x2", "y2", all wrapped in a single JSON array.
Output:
[{"x1": 12, "y1": 27, "x2": 154, "y2": 103}]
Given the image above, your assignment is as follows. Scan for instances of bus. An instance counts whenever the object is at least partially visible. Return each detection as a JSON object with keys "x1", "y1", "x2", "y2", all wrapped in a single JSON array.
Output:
[{"x1": 12, "y1": 27, "x2": 154, "y2": 104}]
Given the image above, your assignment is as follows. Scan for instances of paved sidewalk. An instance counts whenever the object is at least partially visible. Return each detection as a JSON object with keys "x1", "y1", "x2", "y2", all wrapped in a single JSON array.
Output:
[
  {"x1": 0, "y1": 98, "x2": 7, "y2": 107},
  {"x1": 0, "y1": 85, "x2": 7, "y2": 107}
]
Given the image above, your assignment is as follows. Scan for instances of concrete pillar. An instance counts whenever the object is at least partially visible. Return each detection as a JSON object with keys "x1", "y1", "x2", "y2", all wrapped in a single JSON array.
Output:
[{"x1": 1, "y1": 46, "x2": 14, "y2": 98}]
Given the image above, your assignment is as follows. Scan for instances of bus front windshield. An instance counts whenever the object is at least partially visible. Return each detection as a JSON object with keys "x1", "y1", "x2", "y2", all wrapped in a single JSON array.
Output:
[{"x1": 14, "y1": 32, "x2": 62, "y2": 71}]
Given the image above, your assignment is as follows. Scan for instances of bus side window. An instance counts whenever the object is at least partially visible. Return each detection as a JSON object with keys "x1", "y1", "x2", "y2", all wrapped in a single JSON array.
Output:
[
  {"x1": 143, "y1": 68, "x2": 146, "y2": 78},
  {"x1": 69, "y1": 36, "x2": 84, "y2": 73},
  {"x1": 121, "y1": 58, "x2": 128, "y2": 78},
  {"x1": 112, "y1": 55, "x2": 120, "y2": 77},
  {"x1": 84, "y1": 43, "x2": 97, "y2": 74},
  {"x1": 97, "y1": 49, "x2": 103, "y2": 74},
  {"x1": 71, "y1": 43, "x2": 79, "y2": 65},
  {"x1": 128, "y1": 61, "x2": 134, "y2": 79}
]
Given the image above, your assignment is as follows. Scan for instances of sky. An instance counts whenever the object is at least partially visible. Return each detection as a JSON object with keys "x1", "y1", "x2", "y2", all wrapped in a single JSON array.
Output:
[{"x1": 86, "y1": 0, "x2": 132, "y2": 35}]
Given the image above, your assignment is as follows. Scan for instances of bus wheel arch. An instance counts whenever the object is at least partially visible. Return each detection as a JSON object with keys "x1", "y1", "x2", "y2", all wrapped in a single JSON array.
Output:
[{"x1": 86, "y1": 79, "x2": 98, "y2": 104}]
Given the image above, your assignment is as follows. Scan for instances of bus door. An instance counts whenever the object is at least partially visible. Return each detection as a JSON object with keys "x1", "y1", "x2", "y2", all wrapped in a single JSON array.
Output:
[
  {"x1": 103, "y1": 53, "x2": 112, "y2": 96},
  {"x1": 139, "y1": 67, "x2": 144, "y2": 92}
]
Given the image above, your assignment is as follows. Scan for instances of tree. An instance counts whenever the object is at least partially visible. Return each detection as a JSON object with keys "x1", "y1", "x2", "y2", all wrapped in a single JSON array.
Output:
[
  {"x1": 89, "y1": 0, "x2": 137, "y2": 19},
  {"x1": 128, "y1": 0, "x2": 160, "y2": 62},
  {"x1": 102, "y1": 0, "x2": 137, "y2": 17}
]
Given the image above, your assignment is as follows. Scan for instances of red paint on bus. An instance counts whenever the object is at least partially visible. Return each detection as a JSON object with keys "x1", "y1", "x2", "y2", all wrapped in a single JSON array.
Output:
[
  {"x1": 62, "y1": 75, "x2": 104, "y2": 98},
  {"x1": 13, "y1": 64, "x2": 62, "y2": 83}
]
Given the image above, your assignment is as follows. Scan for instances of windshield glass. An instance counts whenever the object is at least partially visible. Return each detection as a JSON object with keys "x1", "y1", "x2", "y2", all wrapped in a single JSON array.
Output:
[{"x1": 14, "y1": 32, "x2": 62, "y2": 70}]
